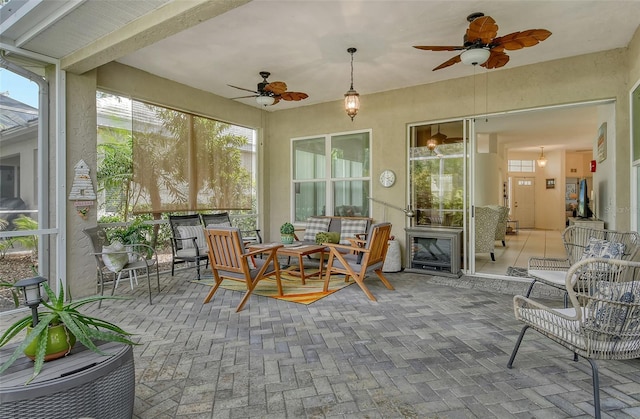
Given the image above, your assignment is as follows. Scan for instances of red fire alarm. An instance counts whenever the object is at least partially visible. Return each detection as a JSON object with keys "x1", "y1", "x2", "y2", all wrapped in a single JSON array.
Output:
[{"x1": 590, "y1": 160, "x2": 597, "y2": 172}]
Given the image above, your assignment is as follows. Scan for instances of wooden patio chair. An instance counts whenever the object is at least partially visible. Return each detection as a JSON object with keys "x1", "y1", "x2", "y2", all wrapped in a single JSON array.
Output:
[
  {"x1": 83, "y1": 226, "x2": 160, "y2": 305},
  {"x1": 526, "y1": 226, "x2": 640, "y2": 301},
  {"x1": 203, "y1": 226, "x2": 283, "y2": 312},
  {"x1": 322, "y1": 222, "x2": 394, "y2": 301},
  {"x1": 167, "y1": 214, "x2": 209, "y2": 280},
  {"x1": 508, "y1": 257, "x2": 640, "y2": 419}
]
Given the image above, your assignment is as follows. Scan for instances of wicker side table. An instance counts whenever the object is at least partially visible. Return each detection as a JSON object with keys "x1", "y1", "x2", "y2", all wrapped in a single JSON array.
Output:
[{"x1": 1, "y1": 341, "x2": 134, "y2": 419}]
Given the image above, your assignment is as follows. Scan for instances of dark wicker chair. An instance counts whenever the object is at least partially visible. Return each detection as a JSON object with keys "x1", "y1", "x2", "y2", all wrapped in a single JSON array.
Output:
[
  {"x1": 167, "y1": 214, "x2": 209, "y2": 280},
  {"x1": 200, "y1": 212, "x2": 262, "y2": 244}
]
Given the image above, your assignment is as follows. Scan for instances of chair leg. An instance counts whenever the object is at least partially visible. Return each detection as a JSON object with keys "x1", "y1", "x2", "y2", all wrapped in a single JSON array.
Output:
[
  {"x1": 203, "y1": 276, "x2": 223, "y2": 304},
  {"x1": 171, "y1": 261, "x2": 175, "y2": 276},
  {"x1": 195, "y1": 259, "x2": 201, "y2": 280},
  {"x1": 507, "y1": 325, "x2": 530, "y2": 368},
  {"x1": 374, "y1": 269, "x2": 395, "y2": 290},
  {"x1": 587, "y1": 358, "x2": 602, "y2": 419},
  {"x1": 145, "y1": 268, "x2": 153, "y2": 305},
  {"x1": 502, "y1": 239, "x2": 506, "y2": 247},
  {"x1": 491, "y1": 252, "x2": 495, "y2": 261},
  {"x1": 525, "y1": 279, "x2": 537, "y2": 298}
]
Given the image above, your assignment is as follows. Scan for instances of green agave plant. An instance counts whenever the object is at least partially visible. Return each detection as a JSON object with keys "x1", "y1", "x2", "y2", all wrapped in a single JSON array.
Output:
[{"x1": 0, "y1": 280, "x2": 136, "y2": 384}]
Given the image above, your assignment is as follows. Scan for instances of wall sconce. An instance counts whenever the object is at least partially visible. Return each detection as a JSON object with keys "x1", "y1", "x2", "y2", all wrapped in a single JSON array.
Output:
[
  {"x1": 14, "y1": 276, "x2": 46, "y2": 327},
  {"x1": 344, "y1": 47, "x2": 360, "y2": 121},
  {"x1": 537, "y1": 147, "x2": 548, "y2": 168}
]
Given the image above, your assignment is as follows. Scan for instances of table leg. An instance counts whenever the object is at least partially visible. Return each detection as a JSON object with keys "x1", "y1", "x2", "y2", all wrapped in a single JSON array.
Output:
[
  {"x1": 318, "y1": 251, "x2": 324, "y2": 279},
  {"x1": 297, "y1": 254, "x2": 306, "y2": 285}
]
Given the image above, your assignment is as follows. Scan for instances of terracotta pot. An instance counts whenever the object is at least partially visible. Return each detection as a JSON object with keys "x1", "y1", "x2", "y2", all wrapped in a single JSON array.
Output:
[{"x1": 24, "y1": 324, "x2": 77, "y2": 361}]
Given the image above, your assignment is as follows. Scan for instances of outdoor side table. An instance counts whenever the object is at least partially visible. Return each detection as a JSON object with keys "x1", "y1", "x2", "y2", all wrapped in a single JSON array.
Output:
[{"x1": 0, "y1": 340, "x2": 135, "y2": 419}]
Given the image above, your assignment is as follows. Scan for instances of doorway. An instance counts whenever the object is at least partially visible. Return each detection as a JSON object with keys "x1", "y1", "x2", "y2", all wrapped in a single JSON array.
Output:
[{"x1": 512, "y1": 177, "x2": 535, "y2": 228}]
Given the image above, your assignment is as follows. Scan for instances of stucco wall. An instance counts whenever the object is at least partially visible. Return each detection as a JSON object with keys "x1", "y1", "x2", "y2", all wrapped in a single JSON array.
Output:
[
  {"x1": 66, "y1": 70, "x2": 101, "y2": 297},
  {"x1": 265, "y1": 48, "x2": 632, "y2": 253},
  {"x1": 62, "y1": 42, "x2": 638, "y2": 296}
]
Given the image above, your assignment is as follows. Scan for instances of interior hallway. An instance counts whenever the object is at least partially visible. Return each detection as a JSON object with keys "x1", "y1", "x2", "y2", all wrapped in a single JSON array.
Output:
[{"x1": 476, "y1": 229, "x2": 566, "y2": 276}]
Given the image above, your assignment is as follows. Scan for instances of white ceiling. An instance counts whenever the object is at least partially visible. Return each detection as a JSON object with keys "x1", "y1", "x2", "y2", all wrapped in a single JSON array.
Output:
[{"x1": 1, "y1": 0, "x2": 639, "y2": 152}]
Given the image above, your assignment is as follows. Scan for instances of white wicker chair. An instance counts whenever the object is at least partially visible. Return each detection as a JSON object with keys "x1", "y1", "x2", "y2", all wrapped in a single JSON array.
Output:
[
  {"x1": 526, "y1": 226, "x2": 640, "y2": 301},
  {"x1": 508, "y1": 258, "x2": 640, "y2": 419}
]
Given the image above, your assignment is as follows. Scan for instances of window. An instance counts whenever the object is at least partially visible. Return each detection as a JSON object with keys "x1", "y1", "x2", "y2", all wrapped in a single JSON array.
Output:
[
  {"x1": 96, "y1": 91, "x2": 258, "y2": 222},
  {"x1": 508, "y1": 160, "x2": 535, "y2": 172},
  {"x1": 409, "y1": 121, "x2": 465, "y2": 227},
  {"x1": 292, "y1": 130, "x2": 370, "y2": 221},
  {"x1": 0, "y1": 62, "x2": 53, "y2": 314}
]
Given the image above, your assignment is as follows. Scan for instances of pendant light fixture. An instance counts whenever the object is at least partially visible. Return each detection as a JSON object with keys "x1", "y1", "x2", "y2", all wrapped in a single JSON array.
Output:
[
  {"x1": 537, "y1": 147, "x2": 548, "y2": 168},
  {"x1": 344, "y1": 47, "x2": 360, "y2": 121}
]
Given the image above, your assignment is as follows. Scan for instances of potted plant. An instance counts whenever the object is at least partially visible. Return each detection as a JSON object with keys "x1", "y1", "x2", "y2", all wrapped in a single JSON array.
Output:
[
  {"x1": 0, "y1": 278, "x2": 136, "y2": 384},
  {"x1": 106, "y1": 218, "x2": 152, "y2": 261},
  {"x1": 280, "y1": 222, "x2": 295, "y2": 244}
]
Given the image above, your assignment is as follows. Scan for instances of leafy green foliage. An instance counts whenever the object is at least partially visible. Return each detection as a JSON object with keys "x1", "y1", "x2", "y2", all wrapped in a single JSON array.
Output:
[
  {"x1": 0, "y1": 281, "x2": 136, "y2": 384},
  {"x1": 280, "y1": 222, "x2": 295, "y2": 235}
]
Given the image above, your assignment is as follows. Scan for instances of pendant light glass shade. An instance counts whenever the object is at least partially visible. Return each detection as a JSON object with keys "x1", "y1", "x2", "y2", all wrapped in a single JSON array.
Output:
[
  {"x1": 344, "y1": 47, "x2": 360, "y2": 121},
  {"x1": 537, "y1": 147, "x2": 548, "y2": 168}
]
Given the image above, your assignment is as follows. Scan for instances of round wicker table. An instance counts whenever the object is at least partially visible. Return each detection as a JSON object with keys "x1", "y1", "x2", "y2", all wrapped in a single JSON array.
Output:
[{"x1": 0, "y1": 341, "x2": 134, "y2": 419}]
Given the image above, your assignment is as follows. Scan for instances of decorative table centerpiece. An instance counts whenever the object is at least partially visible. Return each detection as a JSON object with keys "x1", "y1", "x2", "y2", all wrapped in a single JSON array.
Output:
[{"x1": 280, "y1": 222, "x2": 295, "y2": 244}]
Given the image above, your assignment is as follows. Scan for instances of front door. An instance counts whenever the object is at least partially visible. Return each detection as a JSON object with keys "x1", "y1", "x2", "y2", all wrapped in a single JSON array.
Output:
[{"x1": 512, "y1": 177, "x2": 535, "y2": 228}]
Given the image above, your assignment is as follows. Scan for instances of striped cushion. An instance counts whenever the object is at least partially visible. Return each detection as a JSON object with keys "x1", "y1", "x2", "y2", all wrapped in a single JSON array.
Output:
[
  {"x1": 177, "y1": 225, "x2": 206, "y2": 249},
  {"x1": 303, "y1": 217, "x2": 331, "y2": 242},
  {"x1": 340, "y1": 219, "x2": 368, "y2": 245}
]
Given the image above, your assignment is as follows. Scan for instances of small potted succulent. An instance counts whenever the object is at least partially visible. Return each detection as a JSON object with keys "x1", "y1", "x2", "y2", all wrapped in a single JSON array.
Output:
[
  {"x1": 0, "y1": 277, "x2": 136, "y2": 384},
  {"x1": 280, "y1": 222, "x2": 295, "y2": 244}
]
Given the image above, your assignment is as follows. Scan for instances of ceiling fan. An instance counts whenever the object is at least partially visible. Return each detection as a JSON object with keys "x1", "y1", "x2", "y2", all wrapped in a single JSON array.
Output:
[
  {"x1": 413, "y1": 12, "x2": 551, "y2": 71},
  {"x1": 228, "y1": 71, "x2": 309, "y2": 106}
]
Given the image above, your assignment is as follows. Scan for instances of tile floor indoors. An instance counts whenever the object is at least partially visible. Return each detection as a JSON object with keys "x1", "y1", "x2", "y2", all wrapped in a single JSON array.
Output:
[{"x1": 18, "y1": 258, "x2": 639, "y2": 419}]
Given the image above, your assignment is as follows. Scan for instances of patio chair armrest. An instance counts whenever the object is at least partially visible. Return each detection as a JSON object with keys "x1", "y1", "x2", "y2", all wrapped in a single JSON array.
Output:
[
  {"x1": 243, "y1": 244, "x2": 283, "y2": 258},
  {"x1": 528, "y1": 257, "x2": 571, "y2": 271},
  {"x1": 324, "y1": 242, "x2": 369, "y2": 254},
  {"x1": 514, "y1": 294, "x2": 580, "y2": 323}
]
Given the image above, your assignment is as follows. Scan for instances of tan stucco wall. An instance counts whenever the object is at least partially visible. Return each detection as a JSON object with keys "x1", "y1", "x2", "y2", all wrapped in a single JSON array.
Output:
[
  {"x1": 66, "y1": 70, "x2": 101, "y2": 297},
  {"x1": 265, "y1": 48, "x2": 632, "y2": 254},
  {"x1": 62, "y1": 36, "x2": 640, "y2": 296}
]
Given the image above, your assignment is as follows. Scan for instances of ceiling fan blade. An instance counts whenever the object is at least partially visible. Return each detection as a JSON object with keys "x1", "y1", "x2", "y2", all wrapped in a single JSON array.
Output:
[
  {"x1": 493, "y1": 29, "x2": 552, "y2": 50},
  {"x1": 482, "y1": 50, "x2": 510, "y2": 69},
  {"x1": 228, "y1": 84, "x2": 259, "y2": 94},
  {"x1": 433, "y1": 54, "x2": 461, "y2": 71},
  {"x1": 279, "y1": 91, "x2": 309, "y2": 101},
  {"x1": 467, "y1": 15, "x2": 498, "y2": 45},
  {"x1": 264, "y1": 81, "x2": 287, "y2": 95},
  {"x1": 231, "y1": 94, "x2": 259, "y2": 100},
  {"x1": 413, "y1": 45, "x2": 465, "y2": 51}
]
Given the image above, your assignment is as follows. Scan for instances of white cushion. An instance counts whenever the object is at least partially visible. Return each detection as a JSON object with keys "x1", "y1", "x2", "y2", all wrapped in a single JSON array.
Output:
[
  {"x1": 581, "y1": 237, "x2": 625, "y2": 260},
  {"x1": 102, "y1": 240, "x2": 128, "y2": 273},
  {"x1": 339, "y1": 219, "x2": 368, "y2": 245},
  {"x1": 303, "y1": 217, "x2": 331, "y2": 242},
  {"x1": 177, "y1": 225, "x2": 206, "y2": 249}
]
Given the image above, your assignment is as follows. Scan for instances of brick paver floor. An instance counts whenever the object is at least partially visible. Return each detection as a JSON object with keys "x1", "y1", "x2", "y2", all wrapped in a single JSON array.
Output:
[{"x1": 42, "y1": 268, "x2": 640, "y2": 417}]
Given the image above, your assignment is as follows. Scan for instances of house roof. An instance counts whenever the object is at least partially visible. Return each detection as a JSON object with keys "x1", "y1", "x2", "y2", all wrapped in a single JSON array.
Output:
[{"x1": 0, "y1": 93, "x2": 37, "y2": 132}]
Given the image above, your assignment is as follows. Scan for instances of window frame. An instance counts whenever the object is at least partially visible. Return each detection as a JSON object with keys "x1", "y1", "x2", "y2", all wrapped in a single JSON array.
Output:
[{"x1": 291, "y1": 129, "x2": 371, "y2": 222}]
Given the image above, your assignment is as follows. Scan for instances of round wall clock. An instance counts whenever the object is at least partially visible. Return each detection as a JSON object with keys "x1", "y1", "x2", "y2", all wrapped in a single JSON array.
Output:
[{"x1": 379, "y1": 170, "x2": 396, "y2": 188}]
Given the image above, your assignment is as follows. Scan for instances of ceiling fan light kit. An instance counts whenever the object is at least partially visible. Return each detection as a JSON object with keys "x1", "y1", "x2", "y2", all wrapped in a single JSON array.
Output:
[
  {"x1": 344, "y1": 47, "x2": 360, "y2": 121},
  {"x1": 413, "y1": 12, "x2": 551, "y2": 72},
  {"x1": 460, "y1": 48, "x2": 490, "y2": 66},
  {"x1": 256, "y1": 95, "x2": 275, "y2": 106},
  {"x1": 229, "y1": 71, "x2": 308, "y2": 107}
]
